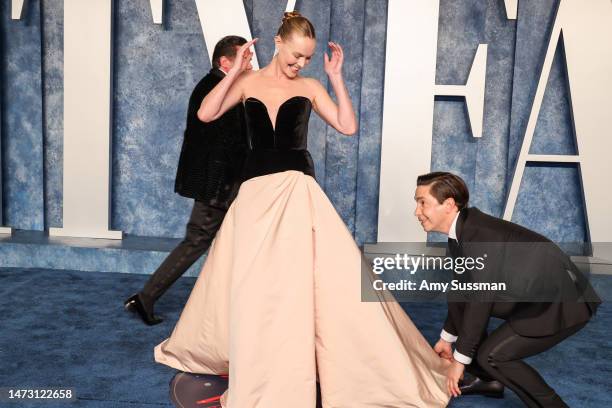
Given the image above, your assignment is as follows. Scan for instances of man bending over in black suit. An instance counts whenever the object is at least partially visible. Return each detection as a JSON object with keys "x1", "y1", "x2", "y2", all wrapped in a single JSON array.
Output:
[
  {"x1": 414, "y1": 171, "x2": 601, "y2": 407},
  {"x1": 125, "y1": 36, "x2": 251, "y2": 325}
]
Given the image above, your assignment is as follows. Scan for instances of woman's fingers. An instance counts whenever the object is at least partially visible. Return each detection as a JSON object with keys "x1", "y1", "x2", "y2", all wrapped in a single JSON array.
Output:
[
  {"x1": 327, "y1": 42, "x2": 343, "y2": 68},
  {"x1": 328, "y1": 42, "x2": 338, "y2": 54},
  {"x1": 324, "y1": 41, "x2": 345, "y2": 74},
  {"x1": 336, "y1": 44, "x2": 343, "y2": 59},
  {"x1": 331, "y1": 41, "x2": 342, "y2": 53},
  {"x1": 241, "y1": 50, "x2": 251, "y2": 68},
  {"x1": 239, "y1": 38, "x2": 258, "y2": 57}
]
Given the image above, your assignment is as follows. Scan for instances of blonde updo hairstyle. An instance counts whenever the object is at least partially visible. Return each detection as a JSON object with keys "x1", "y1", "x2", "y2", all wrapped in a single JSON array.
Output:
[{"x1": 276, "y1": 11, "x2": 316, "y2": 40}]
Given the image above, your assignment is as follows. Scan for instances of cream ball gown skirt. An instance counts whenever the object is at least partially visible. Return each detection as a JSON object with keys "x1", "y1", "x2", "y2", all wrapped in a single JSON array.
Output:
[{"x1": 155, "y1": 170, "x2": 450, "y2": 407}]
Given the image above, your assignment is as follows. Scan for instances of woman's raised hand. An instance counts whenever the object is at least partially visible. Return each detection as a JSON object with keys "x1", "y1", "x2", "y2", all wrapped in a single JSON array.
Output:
[
  {"x1": 229, "y1": 38, "x2": 258, "y2": 75},
  {"x1": 324, "y1": 41, "x2": 344, "y2": 77}
]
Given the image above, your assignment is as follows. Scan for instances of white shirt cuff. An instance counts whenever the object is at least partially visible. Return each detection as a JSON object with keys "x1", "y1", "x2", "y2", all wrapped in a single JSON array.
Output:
[
  {"x1": 440, "y1": 329, "x2": 458, "y2": 343},
  {"x1": 453, "y1": 350, "x2": 473, "y2": 365}
]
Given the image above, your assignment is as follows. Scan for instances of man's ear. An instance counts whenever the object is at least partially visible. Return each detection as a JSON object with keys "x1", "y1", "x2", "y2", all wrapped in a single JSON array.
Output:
[
  {"x1": 219, "y1": 55, "x2": 232, "y2": 70},
  {"x1": 444, "y1": 197, "x2": 457, "y2": 212}
]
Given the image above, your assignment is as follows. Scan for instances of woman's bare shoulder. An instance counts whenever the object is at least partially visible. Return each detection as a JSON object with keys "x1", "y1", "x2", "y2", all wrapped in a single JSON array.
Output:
[
  {"x1": 300, "y1": 76, "x2": 324, "y2": 90},
  {"x1": 236, "y1": 69, "x2": 258, "y2": 84},
  {"x1": 232, "y1": 70, "x2": 258, "y2": 99},
  {"x1": 299, "y1": 76, "x2": 322, "y2": 86},
  {"x1": 299, "y1": 76, "x2": 326, "y2": 97}
]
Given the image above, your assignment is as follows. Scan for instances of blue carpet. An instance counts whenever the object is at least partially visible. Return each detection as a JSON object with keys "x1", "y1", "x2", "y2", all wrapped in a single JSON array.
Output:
[{"x1": 0, "y1": 267, "x2": 610, "y2": 407}]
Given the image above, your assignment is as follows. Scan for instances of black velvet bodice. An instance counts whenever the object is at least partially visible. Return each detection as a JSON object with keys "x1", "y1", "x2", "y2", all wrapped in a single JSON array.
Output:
[{"x1": 241, "y1": 96, "x2": 315, "y2": 181}]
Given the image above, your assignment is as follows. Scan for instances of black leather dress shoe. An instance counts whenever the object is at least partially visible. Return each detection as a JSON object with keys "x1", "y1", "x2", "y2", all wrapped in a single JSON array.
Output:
[
  {"x1": 459, "y1": 376, "x2": 504, "y2": 398},
  {"x1": 124, "y1": 293, "x2": 163, "y2": 325}
]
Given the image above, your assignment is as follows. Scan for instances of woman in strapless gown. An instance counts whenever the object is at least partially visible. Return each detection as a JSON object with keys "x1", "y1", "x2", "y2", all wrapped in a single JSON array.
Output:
[{"x1": 155, "y1": 12, "x2": 451, "y2": 407}]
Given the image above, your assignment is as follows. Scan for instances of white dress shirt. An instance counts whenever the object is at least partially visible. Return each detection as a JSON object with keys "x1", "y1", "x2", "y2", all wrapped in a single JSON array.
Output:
[{"x1": 440, "y1": 211, "x2": 473, "y2": 365}]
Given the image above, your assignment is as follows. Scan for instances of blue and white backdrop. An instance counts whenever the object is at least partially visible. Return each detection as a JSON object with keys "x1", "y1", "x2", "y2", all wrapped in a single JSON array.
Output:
[{"x1": 2, "y1": 0, "x2": 611, "y2": 271}]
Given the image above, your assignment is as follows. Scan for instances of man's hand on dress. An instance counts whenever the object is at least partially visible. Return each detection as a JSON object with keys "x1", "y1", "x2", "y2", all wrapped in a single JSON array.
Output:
[
  {"x1": 446, "y1": 360, "x2": 465, "y2": 398},
  {"x1": 434, "y1": 339, "x2": 454, "y2": 361}
]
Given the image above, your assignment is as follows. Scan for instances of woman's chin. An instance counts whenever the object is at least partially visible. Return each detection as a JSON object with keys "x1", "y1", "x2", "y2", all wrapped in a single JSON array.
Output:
[{"x1": 284, "y1": 66, "x2": 300, "y2": 78}]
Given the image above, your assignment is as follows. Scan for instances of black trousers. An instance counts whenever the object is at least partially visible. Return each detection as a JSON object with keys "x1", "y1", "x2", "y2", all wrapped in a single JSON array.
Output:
[
  {"x1": 141, "y1": 200, "x2": 227, "y2": 303},
  {"x1": 474, "y1": 321, "x2": 586, "y2": 408}
]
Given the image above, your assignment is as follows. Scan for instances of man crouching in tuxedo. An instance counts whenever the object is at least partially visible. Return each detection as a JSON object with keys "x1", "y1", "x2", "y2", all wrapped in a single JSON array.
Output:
[{"x1": 414, "y1": 171, "x2": 601, "y2": 407}]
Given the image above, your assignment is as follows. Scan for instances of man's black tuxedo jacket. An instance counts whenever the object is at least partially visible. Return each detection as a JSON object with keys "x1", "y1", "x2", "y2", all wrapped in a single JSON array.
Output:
[
  {"x1": 174, "y1": 68, "x2": 247, "y2": 208},
  {"x1": 445, "y1": 207, "x2": 601, "y2": 359}
]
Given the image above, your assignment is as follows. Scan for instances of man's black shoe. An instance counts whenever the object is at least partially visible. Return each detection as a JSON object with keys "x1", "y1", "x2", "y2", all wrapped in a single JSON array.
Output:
[
  {"x1": 124, "y1": 293, "x2": 163, "y2": 326},
  {"x1": 459, "y1": 376, "x2": 504, "y2": 398}
]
